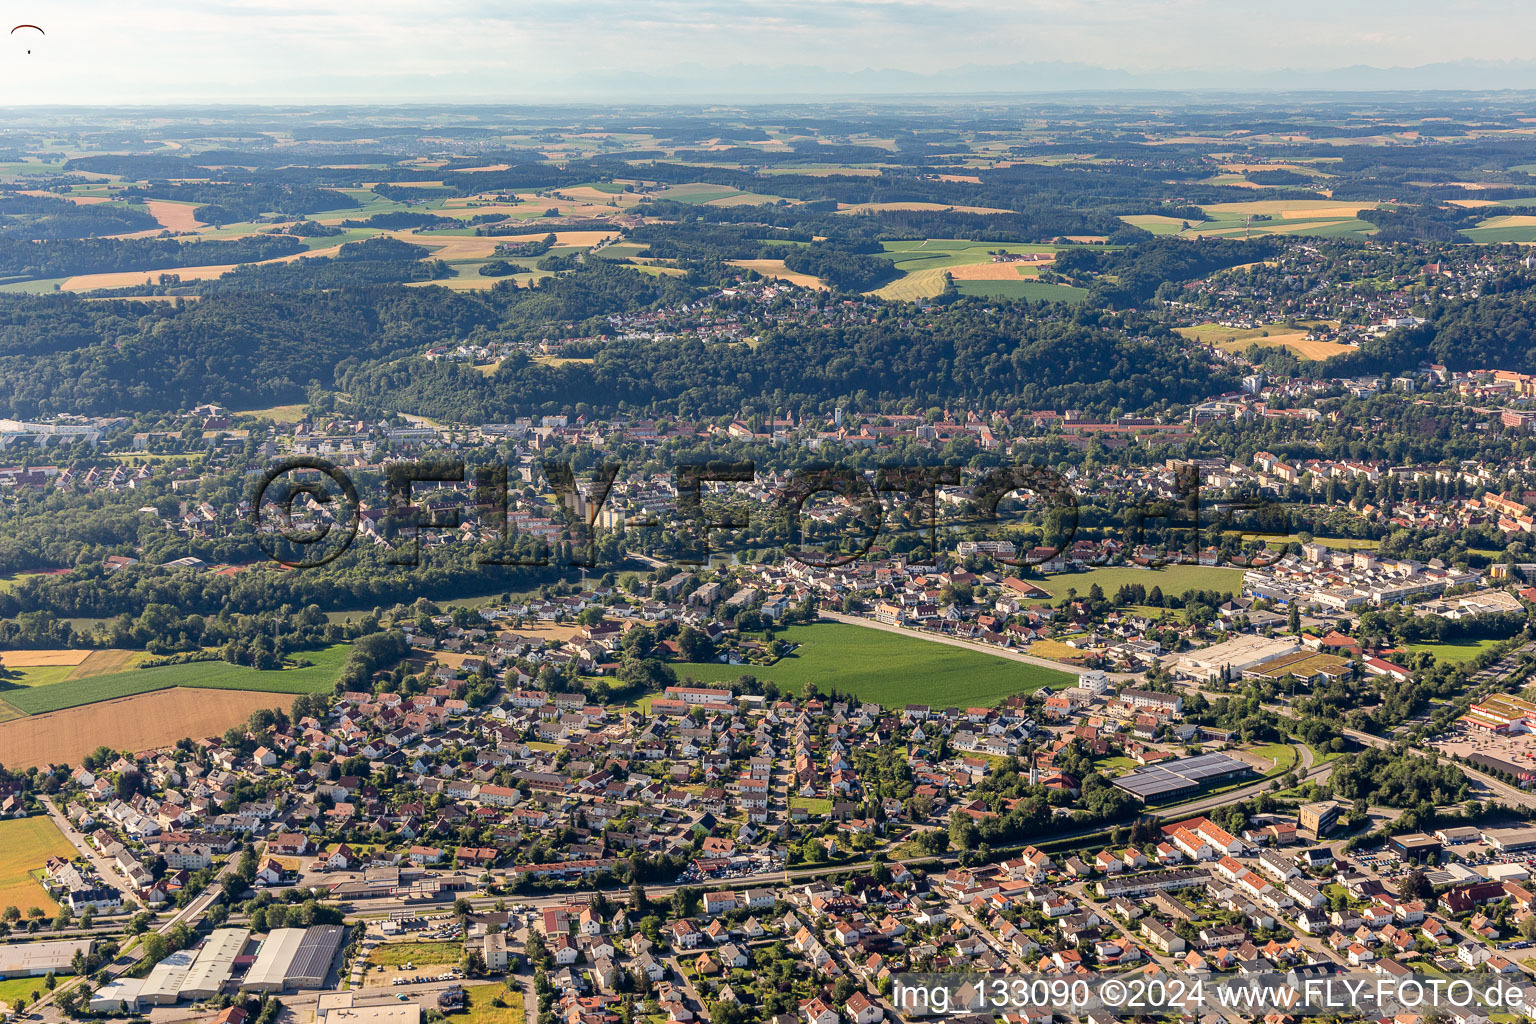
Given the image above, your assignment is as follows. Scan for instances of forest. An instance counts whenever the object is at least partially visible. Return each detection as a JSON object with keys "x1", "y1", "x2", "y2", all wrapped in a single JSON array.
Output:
[{"x1": 0, "y1": 234, "x2": 306, "y2": 278}]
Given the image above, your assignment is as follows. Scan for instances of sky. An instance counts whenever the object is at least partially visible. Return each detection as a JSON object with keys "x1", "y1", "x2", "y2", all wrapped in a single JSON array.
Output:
[{"x1": 0, "y1": 0, "x2": 1533, "y2": 104}]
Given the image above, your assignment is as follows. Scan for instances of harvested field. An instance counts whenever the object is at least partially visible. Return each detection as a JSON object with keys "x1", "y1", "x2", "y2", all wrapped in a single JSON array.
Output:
[
  {"x1": 0, "y1": 650, "x2": 92, "y2": 668},
  {"x1": 0, "y1": 687, "x2": 293, "y2": 770},
  {"x1": 836, "y1": 201, "x2": 1012, "y2": 215},
  {"x1": 66, "y1": 650, "x2": 145, "y2": 678},
  {"x1": 17, "y1": 190, "x2": 109, "y2": 205},
  {"x1": 62, "y1": 263, "x2": 238, "y2": 291},
  {"x1": 870, "y1": 267, "x2": 950, "y2": 301},
  {"x1": 730, "y1": 258, "x2": 826, "y2": 289},
  {"x1": 1176, "y1": 322, "x2": 1352, "y2": 360},
  {"x1": 145, "y1": 200, "x2": 204, "y2": 231},
  {"x1": 1279, "y1": 205, "x2": 1367, "y2": 219},
  {"x1": 947, "y1": 260, "x2": 1050, "y2": 280},
  {"x1": 1201, "y1": 199, "x2": 1373, "y2": 217}
]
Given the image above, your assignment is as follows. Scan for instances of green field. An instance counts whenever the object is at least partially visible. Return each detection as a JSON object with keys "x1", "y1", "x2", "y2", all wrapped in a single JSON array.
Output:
[
  {"x1": 0, "y1": 974, "x2": 74, "y2": 1009},
  {"x1": 1036, "y1": 565, "x2": 1248, "y2": 604},
  {"x1": 672, "y1": 622, "x2": 1072, "y2": 707},
  {"x1": 458, "y1": 983, "x2": 525, "y2": 1024},
  {"x1": 955, "y1": 279, "x2": 1088, "y2": 303},
  {"x1": 367, "y1": 940, "x2": 463, "y2": 968},
  {"x1": 1404, "y1": 638, "x2": 1502, "y2": 665},
  {"x1": 2, "y1": 644, "x2": 349, "y2": 716}
]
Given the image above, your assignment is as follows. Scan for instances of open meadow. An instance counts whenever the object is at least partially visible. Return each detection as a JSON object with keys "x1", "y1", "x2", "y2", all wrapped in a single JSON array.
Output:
[
  {"x1": 672, "y1": 621, "x2": 1073, "y2": 706},
  {"x1": 1036, "y1": 565, "x2": 1248, "y2": 604}
]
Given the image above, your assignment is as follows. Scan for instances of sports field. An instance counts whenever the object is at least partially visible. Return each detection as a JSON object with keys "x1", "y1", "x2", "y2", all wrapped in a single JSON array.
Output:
[
  {"x1": 0, "y1": 816, "x2": 75, "y2": 914},
  {"x1": 1, "y1": 643, "x2": 348, "y2": 716},
  {"x1": 671, "y1": 621, "x2": 1073, "y2": 707}
]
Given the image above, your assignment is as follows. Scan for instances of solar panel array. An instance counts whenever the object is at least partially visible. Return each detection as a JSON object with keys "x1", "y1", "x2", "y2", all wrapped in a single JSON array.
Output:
[
  {"x1": 1112, "y1": 752, "x2": 1254, "y2": 800},
  {"x1": 288, "y1": 925, "x2": 346, "y2": 987}
]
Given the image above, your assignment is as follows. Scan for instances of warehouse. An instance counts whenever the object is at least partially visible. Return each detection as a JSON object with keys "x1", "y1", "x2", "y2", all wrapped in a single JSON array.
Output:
[
  {"x1": 179, "y1": 928, "x2": 251, "y2": 999},
  {"x1": 243, "y1": 925, "x2": 346, "y2": 992},
  {"x1": 90, "y1": 977, "x2": 146, "y2": 1013},
  {"x1": 1112, "y1": 752, "x2": 1254, "y2": 802},
  {"x1": 140, "y1": 949, "x2": 199, "y2": 1005},
  {"x1": 1482, "y1": 826, "x2": 1536, "y2": 853},
  {"x1": 0, "y1": 938, "x2": 93, "y2": 979}
]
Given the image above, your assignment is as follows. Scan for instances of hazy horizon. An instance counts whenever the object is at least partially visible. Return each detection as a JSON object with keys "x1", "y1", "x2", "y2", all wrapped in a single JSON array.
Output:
[{"x1": 6, "y1": 0, "x2": 1536, "y2": 104}]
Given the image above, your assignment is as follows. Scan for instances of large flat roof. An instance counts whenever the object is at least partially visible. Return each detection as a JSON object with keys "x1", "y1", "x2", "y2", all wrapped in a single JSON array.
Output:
[
  {"x1": 243, "y1": 928, "x2": 308, "y2": 991},
  {"x1": 179, "y1": 928, "x2": 250, "y2": 998},
  {"x1": 289, "y1": 925, "x2": 346, "y2": 987},
  {"x1": 0, "y1": 938, "x2": 94, "y2": 978},
  {"x1": 1112, "y1": 752, "x2": 1254, "y2": 800}
]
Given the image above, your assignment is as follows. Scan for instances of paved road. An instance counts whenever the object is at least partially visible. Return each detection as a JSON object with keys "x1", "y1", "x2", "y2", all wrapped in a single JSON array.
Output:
[{"x1": 41, "y1": 795, "x2": 143, "y2": 909}]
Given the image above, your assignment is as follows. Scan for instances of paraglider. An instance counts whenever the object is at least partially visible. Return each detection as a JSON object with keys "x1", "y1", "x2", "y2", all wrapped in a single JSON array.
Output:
[{"x1": 11, "y1": 25, "x2": 43, "y2": 53}]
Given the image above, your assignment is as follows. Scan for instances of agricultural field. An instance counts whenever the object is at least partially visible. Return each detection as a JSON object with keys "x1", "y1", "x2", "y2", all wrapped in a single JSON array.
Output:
[
  {"x1": 0, "y1": 649, "x2": 146, "y2": 689},
  {"x1": 672, "y1": 622, "x2": 1073, "y2": 707},
  {"x1": 870, "y1": 239, "x2": 1063, "y2": 299},
  {"x1": 1119, "y1": 214, "x2": 1201, "y2": 234},
  {"x1": 0, "y1": 816, "x2": 76, "y2": 914},
  {"x1": 0, "y1": 644, "x2": 348, "y2": 716},
  {"x1": 1035, "y1": 565, "x2": 1248, "y2": 604},
  {"x1": 652, "y1": 183, "x2": 788, "y2": 206},
  {"x1": 1175, "y1": 322, "x2": 1354, "y2": 361},
  {"x1": 729, "y1": 258, "x2": 827, "y2": 289},
  {"x1": 955, "y1": 279, "x2": 1088, "y2": 303},
  {"x1": 1178, "y1": 199, "x2": 1383, "y2": 240},
  {"x1": 0, "y1": 687, "x2": 301, "y2": 770},
  {"x1": 1461, "y1": 214, "x2": 1536, "y2": 243}
]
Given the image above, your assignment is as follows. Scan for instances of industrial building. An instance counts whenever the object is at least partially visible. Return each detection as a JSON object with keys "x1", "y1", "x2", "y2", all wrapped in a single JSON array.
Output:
[
  {"x1": 318, "y1": 993, "x2": 421, "y2": 1024},
  {"x1": 1173, "y1": 635, "x2": 1301, "y2": 683},
  {"x1": 140, "y1": 949, "x2": 200, "y2": 1005},
  {"x1": 243, "y1": 925, "x2": 346, "y2": 992},
  {"x1": 180, "y1": 928, "x2": 251, "y2": 999},
  {"x1": 90, "y1": 977, "x2": 146, "y2": 1013},
  {"x1": 0, "y1": 938, "x2": 93, "y2": 979},
  {"x1": 1483, "y1": 826, "x2": 1536, "y2": 853},
  {"x1": 1111, "y1": 752, "x2": 1254, "y2": 802}
]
